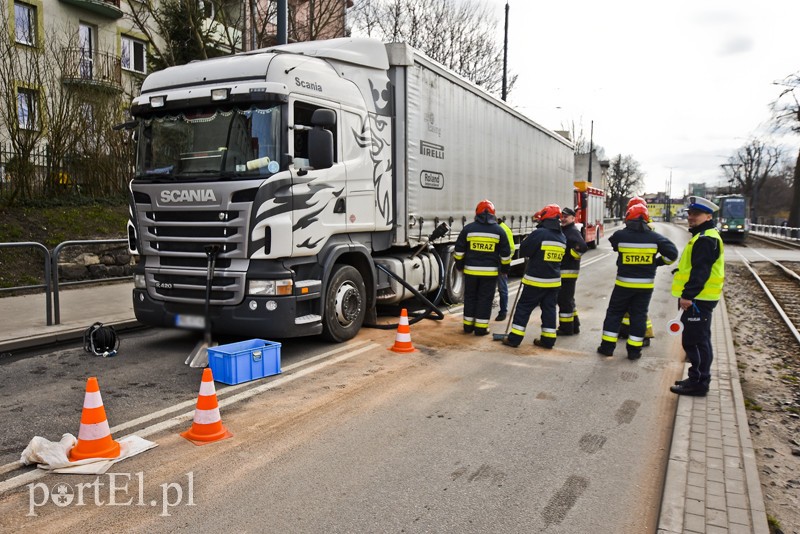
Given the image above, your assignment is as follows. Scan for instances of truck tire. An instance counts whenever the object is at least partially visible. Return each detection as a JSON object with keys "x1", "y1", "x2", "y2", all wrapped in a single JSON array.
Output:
[
  {"x1": 444, "y1": 254, "x2": 464, "y2": 305},
  {"x1": 321, "y1": 265, "x2": 366, "y2": 342}
]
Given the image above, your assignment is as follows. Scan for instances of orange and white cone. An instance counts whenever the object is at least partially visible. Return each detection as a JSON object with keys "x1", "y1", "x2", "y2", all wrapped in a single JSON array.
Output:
[
  {"x1": 180, "y1": 368, "x2": 232, "y2": 445},
  {"x1": 389, "y1": 308, "x2": 416, "y2": 353},
  {"x1": 68, "y1": 377, "x2": 121, "y2": 461}
]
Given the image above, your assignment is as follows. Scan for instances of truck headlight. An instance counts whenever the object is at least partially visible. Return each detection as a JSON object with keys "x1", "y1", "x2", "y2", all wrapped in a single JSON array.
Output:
[
  {"x1": 722, "y1": 224, "x2": 729, "y2": 229},
  {"x1": 248, "y1": 279, "x2": 293, "y2": 296},
  {"x1": 134, "y1": 274, "x2": 146, "y2": 289}
]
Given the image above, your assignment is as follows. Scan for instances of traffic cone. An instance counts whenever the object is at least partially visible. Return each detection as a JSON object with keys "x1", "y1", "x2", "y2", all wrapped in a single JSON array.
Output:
[
  {"x1": 389, "y1": 308, "x2": 416, "y2": 353},
  {"x1": 68, "y1": 377, "x2": 121, "y2": 461},
  {"x1": 181, "y1": 368, "x2": 232, "y2": 445}
]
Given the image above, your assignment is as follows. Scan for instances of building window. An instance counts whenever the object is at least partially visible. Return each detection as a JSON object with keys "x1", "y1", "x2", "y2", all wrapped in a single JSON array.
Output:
[
  {"x1": 121, "y1": 36, "x2": 147, "y2": 74},
  {"x1": 17, "y1": 88, "x2": 38, "y2": 130},
  {"x1": 14, "y1": 3, "x2": 36, "y2": 46}
]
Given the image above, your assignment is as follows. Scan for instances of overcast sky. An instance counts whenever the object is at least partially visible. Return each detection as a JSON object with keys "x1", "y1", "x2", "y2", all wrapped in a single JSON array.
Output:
[{"x1": 484, "y1": 0, "x2": 800, "y2": 196}]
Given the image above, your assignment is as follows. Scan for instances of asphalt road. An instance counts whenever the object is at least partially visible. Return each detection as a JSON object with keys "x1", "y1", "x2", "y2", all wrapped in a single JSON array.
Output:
[{"x1": 0, "y1": 223, "x2": 694, "y2": 533}]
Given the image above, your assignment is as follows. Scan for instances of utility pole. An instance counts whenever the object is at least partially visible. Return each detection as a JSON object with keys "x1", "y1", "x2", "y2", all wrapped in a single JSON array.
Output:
[
  {"x1": 277, "y1": 0, "x2": 288, "y2": 45},
  {"x1": 501, "y1": 2, "x2": 509, "y2": 101},
  {"x1": 665, "y1": 169, "x2": 672, "y2": 222},
  {"x1": 587, "y1": 120, "x2": 593, "y2": 183}
]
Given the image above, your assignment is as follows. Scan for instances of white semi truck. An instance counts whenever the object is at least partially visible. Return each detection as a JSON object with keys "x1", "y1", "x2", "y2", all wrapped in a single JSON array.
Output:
[{"x1": 127, "y1": 38, "x2": 574, "y2": 342}]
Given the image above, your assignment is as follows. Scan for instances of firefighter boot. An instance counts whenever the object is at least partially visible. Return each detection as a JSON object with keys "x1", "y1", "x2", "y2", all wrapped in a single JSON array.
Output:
[
  {"x1": 573, "y1": 315, "x2": 580, "y2": 334},
  {"x1": 627, "y1": 348, "x2": 642, "y2": 361},
  {"x1": 596, "y1": 340, "x2": 615, "y2": 357},
  {"x1": 474, "y1": 327, "x2": 489, "y2": 336},
  {"x1": 533, "y1": 337, "x2": 555, "y2": 349},
  {"x1": 502, "y1": 333, "x2": 522, "y2": 348},
  {"x1": 557, "y1": 322, "x2": 574, "y2": 336}
]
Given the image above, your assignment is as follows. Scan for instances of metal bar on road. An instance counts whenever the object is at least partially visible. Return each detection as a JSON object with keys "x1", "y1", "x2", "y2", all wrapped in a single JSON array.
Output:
[{"x1": 0, "y1": 242, "x2": 52, "y2": 325}]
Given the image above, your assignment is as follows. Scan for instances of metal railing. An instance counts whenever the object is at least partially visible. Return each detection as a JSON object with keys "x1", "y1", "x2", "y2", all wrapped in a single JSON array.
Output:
[
  {"x1": 51, "y1": 239, "x2": 128, "y2": 324},
  {"x1": 751, "y1": 223, "x2": 800, "y2": 242},
  {"x1": 1, "y1": 238, "x2": 130, "y2": 326},
  {"x1": 0, "y1": 242, "x2": 53, "y2": 325}
]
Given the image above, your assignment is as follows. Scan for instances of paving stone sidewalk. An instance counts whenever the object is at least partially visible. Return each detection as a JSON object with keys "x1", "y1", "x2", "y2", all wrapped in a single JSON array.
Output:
[{"x1": 658, "y1": 296, "x2": 769, "y2": 534}]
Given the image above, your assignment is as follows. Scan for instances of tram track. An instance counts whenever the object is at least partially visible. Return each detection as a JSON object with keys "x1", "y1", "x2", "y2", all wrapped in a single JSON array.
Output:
[{"x1": 735, "y1": 249, "x2": 800, "y2": 345}]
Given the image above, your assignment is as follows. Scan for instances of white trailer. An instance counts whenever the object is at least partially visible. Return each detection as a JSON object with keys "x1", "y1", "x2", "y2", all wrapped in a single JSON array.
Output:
[{"x1": 126, "y1": 38, "x2": 573, "y2": 342}]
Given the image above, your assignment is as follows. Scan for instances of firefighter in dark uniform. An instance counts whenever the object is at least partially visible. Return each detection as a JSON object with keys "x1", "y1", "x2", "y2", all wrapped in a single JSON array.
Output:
[
  {"x1": 453, "y1": 200, "x2": 512, "y2": 336},
  {"x1": 502, "y1": 204, "x2": 566, "y2": 349},
  {"x1": 556, "y1": 207, "x2": 588, "y2": 335},
  {"x1": 670, "y1": 196, "x2": 724, "y2": 396},
  {"x1": 597, "y1": 203, "x2": 679, "y2": 360},
  {"x1": 619, "y1": 196, "x2": 655, "y2": 344}
]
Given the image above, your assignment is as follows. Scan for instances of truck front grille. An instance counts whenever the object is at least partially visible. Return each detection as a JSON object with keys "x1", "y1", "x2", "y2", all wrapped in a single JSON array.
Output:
[
  {"x1": 146, "y1": 270, "x2": 244, "y2": 305},
  {"x1": 138, "y1": 209, "x2": 246, "y2": 259}
]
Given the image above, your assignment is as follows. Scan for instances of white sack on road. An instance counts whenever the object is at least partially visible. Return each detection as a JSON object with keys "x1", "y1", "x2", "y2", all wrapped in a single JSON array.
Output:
[{"x1": 21, "y1": 434, "x2": 157, "y2": 475}]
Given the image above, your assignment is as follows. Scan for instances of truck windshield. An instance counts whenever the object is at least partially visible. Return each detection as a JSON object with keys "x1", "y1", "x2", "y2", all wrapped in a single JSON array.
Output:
[{"x1": 135, "y1": 104, "x2": 281, "y2": 179}]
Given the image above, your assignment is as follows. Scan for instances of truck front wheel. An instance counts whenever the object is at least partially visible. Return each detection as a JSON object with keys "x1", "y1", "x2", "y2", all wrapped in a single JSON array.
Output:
[{"x1": 321, "y1": 265, "x2": 366, "y2": 342}]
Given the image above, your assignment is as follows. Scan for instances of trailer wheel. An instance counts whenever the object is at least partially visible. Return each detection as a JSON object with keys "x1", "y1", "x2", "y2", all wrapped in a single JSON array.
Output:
[
  {"x1": 321, "y1": 265, "x2": 366, "y2": 342},
  {"x1": 444, "y1": 254, "x2": 465, "y2": 304}
]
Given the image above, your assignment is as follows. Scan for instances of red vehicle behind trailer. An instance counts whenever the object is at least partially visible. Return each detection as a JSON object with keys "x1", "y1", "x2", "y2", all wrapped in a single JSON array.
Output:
[{"x1": 574, "y1": 181, "x2": 605, "y2": 249}]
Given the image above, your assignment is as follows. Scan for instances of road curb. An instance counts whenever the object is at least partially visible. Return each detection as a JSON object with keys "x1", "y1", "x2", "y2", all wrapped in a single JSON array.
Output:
[{"x1": 0, "y1": 319, "x2": 143, "y2": 354}]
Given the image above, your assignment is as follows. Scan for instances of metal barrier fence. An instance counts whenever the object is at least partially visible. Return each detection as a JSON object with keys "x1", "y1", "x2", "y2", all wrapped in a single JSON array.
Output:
[
  {"x1": 0, "y1": 238, "x2": 129, "y2": 326},
  {"x1": 0, "y1": 242, "x2": 52, "y2": 325},
  {"x1": 751, "y1": 223, "x2": 800, "y2": 242}
]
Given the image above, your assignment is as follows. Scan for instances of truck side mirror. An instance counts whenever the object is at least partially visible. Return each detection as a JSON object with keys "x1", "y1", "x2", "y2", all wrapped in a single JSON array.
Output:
[{"x1": 308, "y1": 110, "x2": 335, "y2": 170}]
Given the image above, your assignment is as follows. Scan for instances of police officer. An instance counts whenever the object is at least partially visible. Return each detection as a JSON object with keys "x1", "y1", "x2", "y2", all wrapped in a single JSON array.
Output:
[
  {"x1": 502, "y1": 204, "x2": 566, "y2": 349},
  {"x1": 619, "y1": 197, "x2": 655, "y2": 344},
  {"x1": 670, "y1": 196, "x2": 724, "y2": 396},
  {"x1": 556, "y1": 207, "x2": 588, "y2": 335},
  {"x1": 495, "y1": 217, "x2": 516, "y2": 322},
  {"x1": 597, "y1": 203, "x2": 679, "y2": 359},
  {"x1": 454, "y1": 200, "x2": 512, "y2": 336}
]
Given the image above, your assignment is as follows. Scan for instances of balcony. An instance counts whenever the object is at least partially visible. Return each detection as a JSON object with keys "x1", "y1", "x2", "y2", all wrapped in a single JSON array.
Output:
[
  {"x1": 61, "y1": 49, "x2": 123, "y2": 92},
  {"x1": 59, "y1": 0, "x2": 123, "y2": 19}
]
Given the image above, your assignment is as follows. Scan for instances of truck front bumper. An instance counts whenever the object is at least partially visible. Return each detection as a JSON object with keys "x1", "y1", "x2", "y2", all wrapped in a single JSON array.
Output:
[{"x1": 132, "y1": 289, "x2": 322, "y2": 338}]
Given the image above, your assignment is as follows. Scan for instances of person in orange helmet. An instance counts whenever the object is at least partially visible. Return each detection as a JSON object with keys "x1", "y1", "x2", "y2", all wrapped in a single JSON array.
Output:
[
  {"x1": 502, "y1": 204, "x2": 566, "y2": 349},
  {"x1": 453, "y1": 200, "x2": 512, "y2": 336},
  {"x1": 597, "y1": 203, "x2": 678, "y2": 360}
]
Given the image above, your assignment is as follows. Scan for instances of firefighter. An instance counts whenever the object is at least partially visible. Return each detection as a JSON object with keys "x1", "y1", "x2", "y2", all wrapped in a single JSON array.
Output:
[
  {"x1": 495, "y1": 216, "x2": 516, "y2": 322},
  {"x1": 670, "y1": 196, "x2": 724, "y2": 396},
  {"x1": 502, "y1": 204, "x2": 566, "y2": 349},
  {"x1": 556, "y1": 207, "x2": 588, "y2": 335},
  {"x1": 453, "y1": 200, "x2": 512, "y2": 336},
  {"x1": 619, "y1": 196, "x2": 655, "y2": 344},
  {"x1": 597, "y1": 203, "x2": 679, "y2": 360}
]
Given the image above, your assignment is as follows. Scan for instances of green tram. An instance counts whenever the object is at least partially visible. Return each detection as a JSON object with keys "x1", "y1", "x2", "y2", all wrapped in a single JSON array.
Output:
[{"x1": 713, "y1": 194, "x2": 749, "y2": 243}]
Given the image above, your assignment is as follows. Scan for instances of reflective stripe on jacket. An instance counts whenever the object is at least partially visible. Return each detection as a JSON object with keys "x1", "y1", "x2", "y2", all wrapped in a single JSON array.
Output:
[
  {"x1": 518, "y1": 219, "x2": 566, "y2": 288},
  {"x1": 671, "y1": 226, "x2": 724, "y2": 301},
  {"x1": 609, "y1": 220, "x2": 679, "y2": 289},
  {"x1": 454, "y1": 213, "x2": 512, "y2": 277}
]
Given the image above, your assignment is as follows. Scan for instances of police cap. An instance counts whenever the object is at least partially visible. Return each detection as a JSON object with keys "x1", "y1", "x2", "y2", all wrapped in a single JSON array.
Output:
[{"x1": 686, "y1": 196, "x2": 719, "y2": 214}]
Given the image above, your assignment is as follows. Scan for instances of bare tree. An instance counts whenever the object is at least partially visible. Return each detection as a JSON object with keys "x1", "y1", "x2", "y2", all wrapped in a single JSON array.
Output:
[
  {"x1": 349, "y1": 0, "x2": 515, "y2": 97},
  {"x1": 606, "y1": 154, "x2": 644, "y2": 218},
  {"x1": 125, "y1": 0, "x2": 245, "y2": 70},
  {"x1": 725, "y1": 138, "x2": 782, "y2": 222},
  {"x1": 0, "y1": 8, "x2": 49, "y2": 200},
  {"x1": 771, "y1": 71, "x2": 800, "y2": 228}
]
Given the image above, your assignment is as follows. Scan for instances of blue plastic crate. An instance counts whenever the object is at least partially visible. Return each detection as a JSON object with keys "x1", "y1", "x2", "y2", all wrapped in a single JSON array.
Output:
[{"x1": 208, "y1": 339, "x2": 281, "y2": 385}]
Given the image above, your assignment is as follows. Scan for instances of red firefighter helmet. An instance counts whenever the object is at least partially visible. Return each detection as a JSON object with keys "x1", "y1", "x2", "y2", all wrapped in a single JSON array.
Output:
[
  {"x1": 475, "y1": 199, "x2": 496, "y2": 215},
  {"x1": 625, "y1": 203, "x2": 650, "y2": 221},
  {"x1": 534, "y1": 204, "x2": 562, "y2": 221},
  {"x1": 627, "y1": 196, "x2": 647, "y2": 210}
]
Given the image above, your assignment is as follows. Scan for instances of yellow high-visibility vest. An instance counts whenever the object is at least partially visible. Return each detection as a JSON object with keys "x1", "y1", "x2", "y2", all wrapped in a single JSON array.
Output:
[{"x1": 671, "y1": 228, "x2": 724, "y2": 301}]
